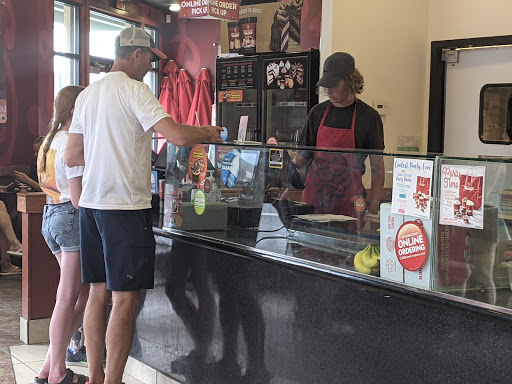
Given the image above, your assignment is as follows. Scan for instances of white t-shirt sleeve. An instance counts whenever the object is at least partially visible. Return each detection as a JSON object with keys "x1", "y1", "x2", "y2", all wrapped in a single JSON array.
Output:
[
  {"x1": 66, "y1": 165, "x2": 84, "y2": 180},
  {"x1": 69, "y1": 93, "x2": 84, "y2": 135},
  {"x1": 133, "y1": 83, "x2": 171, "y2": 132},
  {"x1": 59, "y1": 146, "x2": 84, "y2": 180}
]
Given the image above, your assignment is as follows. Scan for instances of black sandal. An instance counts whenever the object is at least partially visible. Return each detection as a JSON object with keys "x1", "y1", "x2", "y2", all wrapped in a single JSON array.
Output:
[
  {"x1": 34, "y1": 377, "x2": 48, "y2": 384},
  {"x1": 57, "y1": 369, "x2": 88, "y2": 384}
]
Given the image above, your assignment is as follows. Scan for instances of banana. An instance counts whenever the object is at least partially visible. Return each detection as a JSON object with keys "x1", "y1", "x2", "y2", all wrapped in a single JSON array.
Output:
[
  {"x1": 354, "y1": 250, "x2": 372, "y2": 274},
  {"x1": 362, "y1": 245, "x2": 379, "y2": 268}
]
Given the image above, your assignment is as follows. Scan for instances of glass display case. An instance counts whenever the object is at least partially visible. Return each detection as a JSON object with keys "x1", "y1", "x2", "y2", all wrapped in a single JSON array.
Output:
[{"x1": 155, "y1": 142, "x2": 512, "y2": 313}]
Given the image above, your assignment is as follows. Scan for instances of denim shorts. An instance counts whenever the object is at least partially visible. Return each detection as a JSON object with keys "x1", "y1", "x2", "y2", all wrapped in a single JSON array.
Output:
[
  {"x1": 42, "y1": 201, "x2": 80, "y2": 255},
  {"x1": 79, "y1": 208, "x2": 155, "y2": 291}
]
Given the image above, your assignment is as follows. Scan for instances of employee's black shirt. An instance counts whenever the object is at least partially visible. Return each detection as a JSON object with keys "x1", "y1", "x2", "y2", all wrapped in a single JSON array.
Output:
[
  {"x1": 297, "y1": 99, "x2": 384, "y2": 175},
  {"x1": 299, "y1": 99, "x2": 384, "y2": 150}
]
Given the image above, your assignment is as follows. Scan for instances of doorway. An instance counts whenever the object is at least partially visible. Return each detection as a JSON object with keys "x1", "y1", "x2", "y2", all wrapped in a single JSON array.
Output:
[{"x1": 428, "y1": 35, "x2": 512, "y2": 154}]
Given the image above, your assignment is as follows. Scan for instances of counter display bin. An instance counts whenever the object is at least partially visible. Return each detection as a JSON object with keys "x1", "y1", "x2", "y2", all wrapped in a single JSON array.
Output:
[{"x1": 156, "y1": 142, "x2": 512, "y2": 314}]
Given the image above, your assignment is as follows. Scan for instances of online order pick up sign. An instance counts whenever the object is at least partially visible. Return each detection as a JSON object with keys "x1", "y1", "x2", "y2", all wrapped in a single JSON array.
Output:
[{"x1": 395, "y1": 221, "x2": 428, "y2": 271}]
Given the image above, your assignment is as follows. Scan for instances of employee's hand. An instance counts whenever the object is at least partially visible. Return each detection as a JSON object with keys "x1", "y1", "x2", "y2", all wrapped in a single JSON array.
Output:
[
  {"x1": 12, "y1": 171, "x2": 31, "y2": 185},
  {"x1": 204, "y1": 125, "x2": 224, "y2": 143}
]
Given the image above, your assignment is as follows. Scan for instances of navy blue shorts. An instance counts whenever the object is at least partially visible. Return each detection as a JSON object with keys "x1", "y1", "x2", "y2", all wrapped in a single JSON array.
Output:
[{"x1": 79, "y1": 208, "x2": 156, "y2": 291}]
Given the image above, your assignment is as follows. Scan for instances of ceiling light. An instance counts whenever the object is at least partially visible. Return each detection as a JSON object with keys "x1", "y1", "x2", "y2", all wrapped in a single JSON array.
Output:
[{"x1": 169, "y1": 3, "x2": 180, "y2": 12}]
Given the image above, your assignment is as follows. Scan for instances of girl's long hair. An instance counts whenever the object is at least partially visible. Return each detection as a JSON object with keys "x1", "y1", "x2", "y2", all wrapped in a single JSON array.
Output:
[{"x1": 40, "y1": 86, "x2": 84, "y2": 172}]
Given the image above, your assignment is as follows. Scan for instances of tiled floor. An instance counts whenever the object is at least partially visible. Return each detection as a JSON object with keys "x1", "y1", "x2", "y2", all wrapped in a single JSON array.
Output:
[{"x1": 0, "y1": 274, "x2": 146, "y2": 384}]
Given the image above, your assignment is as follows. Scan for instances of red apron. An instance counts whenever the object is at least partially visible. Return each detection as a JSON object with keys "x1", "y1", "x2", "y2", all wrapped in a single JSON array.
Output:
[{"x1": 301, "y1": 102, "x2": 365, "y2": 217}]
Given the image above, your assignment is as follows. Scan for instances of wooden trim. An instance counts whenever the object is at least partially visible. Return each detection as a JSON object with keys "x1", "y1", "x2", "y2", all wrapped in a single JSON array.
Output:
[
  {"x1": 80, "y1": 1, "x2": 90, "y2": 88},
  {"x1": 17, "y1": 193, "x2": 46, "y2": 214},
  {"x1": 89, "y1": 0, "x2": 145, "y2": 23}
]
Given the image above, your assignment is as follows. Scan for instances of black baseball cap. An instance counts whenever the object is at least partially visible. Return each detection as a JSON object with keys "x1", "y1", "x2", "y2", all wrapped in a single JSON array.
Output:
[{"x1": 316, "y1": 52, "x2": 355, "y2": 88}]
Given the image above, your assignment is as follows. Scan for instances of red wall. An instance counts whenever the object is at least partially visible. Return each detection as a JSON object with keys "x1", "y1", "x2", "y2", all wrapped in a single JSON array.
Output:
[
  {"x1": 0, "y1": 0, "x2": 165, "y2": 168},
  {"x1": 162, "y1": 19, "x2": 221, "y2": 100},
  {"x1": 0, "y1": 0, "x2": 53, "y2": 167}
]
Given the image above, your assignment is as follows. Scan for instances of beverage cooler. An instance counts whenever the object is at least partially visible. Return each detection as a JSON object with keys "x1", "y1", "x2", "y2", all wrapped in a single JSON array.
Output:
[
  {"x1": 216, "y1": 50, "x2": 319, "y2": 144},
  {"x1": 216, "y1": 55, "x2": 261, "y2": 142}
]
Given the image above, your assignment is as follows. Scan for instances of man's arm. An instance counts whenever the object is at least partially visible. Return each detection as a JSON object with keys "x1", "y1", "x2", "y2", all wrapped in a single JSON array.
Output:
[
  {"x1": 368, "y1": 155, "x2": 385, "y2": 214},
  {"x1": 65, "y1": 133, "x2": 85, "y2": 167},
  {"x1": 153, "y1": 117, "x2": 223, "y2": 146},
  {"x1": 68, "y1": 176, "x2": 82, "y2": 209}
]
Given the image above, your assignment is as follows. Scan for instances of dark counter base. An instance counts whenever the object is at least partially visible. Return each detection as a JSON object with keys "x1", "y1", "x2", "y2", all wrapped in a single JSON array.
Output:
[{"x1": 131, "y1": 231, "x2": 512, "y2": 383}]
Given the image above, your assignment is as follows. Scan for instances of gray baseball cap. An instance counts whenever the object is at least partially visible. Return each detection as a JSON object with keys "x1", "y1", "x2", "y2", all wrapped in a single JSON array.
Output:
[
  {"x1": 115, "y1": 27, "x2": 167, "y2": 62},
  {"x1": 316, "y1": 52, "x2": 355, "y2": 88}
]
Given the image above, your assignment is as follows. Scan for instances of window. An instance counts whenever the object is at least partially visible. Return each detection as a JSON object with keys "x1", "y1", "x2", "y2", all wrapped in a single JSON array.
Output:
[
  {"x1": 54, "y1": 1, "x2": 80, "y2": 94},
  {"x1": 88, "y1": 11, "x2": 160, "y2": 97},
  {"x1": 479, "y1": 84, "x2": 512, "y2": 145},
  {"x1": 89, "y1": 11, "x2": 134, "y2": 84},
  {"x1": 144, "y1": 27, "x2": 159, "y2": 96}
]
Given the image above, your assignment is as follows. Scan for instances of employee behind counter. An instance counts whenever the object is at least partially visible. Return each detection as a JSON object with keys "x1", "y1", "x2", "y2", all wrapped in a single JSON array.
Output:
[{"x1": 288, "y1": 52, "x2": 385, "y2": 217}]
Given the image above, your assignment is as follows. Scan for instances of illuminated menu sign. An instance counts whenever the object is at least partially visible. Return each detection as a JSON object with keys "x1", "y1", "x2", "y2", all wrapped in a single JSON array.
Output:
[
  {"x1": 219, "y1": 61, "x2": 257, "y2": 89},
  {"x1": 179, "y1": 0, "x2": 239, "y2": 20}
]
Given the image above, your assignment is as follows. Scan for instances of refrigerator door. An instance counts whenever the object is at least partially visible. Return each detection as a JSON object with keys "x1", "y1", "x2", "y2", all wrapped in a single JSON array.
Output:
[
  {"x1": 262, "y1": 50, "x2": 319, "y2": 145},
  {"x1": 216, "y1": 56, "x2": 261, "y2": 142}
]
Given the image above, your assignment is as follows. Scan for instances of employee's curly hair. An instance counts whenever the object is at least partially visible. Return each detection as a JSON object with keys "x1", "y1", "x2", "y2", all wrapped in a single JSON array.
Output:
[{"x1": 343, "y1": 68, "x2": 365, "y2": 97}]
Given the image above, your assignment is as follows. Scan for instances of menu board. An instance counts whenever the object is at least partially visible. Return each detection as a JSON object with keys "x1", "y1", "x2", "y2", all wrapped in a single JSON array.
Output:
[
  {"x1": 218, "y1": 60, "x2": 257, "y2": 89},
  {"x1": 263, "y1": 55, "x2": 308, "y2": 90}
]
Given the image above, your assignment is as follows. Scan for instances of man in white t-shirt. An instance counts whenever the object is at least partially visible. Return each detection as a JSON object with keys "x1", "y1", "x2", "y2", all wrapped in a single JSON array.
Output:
[{"x1": 66, "y1": 27, "x2": 222, "y2": 384}]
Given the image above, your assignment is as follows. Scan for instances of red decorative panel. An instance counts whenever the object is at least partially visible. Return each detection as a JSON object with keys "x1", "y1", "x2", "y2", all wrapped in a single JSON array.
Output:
[{"x1": 0, "y1": 0, "x2": 53, "y2": 167}]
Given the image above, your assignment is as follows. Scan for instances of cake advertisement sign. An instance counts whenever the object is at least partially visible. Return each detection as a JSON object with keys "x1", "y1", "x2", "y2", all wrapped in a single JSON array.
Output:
[
  {"x1": 391, "y1": 158, "x2": 434, "y2": 219},
  {"x1": 439, "y1": 164, "x2": 485, "y2": 229},
  {"x1": 263, "y1": 56, "x2": 307, "y2": 90},
  {"x1": 220, "y1": 0, "x2": 320, "y2": 54}
]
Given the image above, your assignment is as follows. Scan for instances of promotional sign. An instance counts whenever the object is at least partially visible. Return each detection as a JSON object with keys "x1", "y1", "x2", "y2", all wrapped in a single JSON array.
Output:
[
  {"x1": 263, "y1": 56, "x2": 308, "y2": 90},
  {"x1": 218, "y1": 90, "x2": 244, "y2": 102},
  {"x1": 436, "y1": 224, "x2": 471, "y2": 289},
  {"x1": 163, "y1": 183, "x2": 183, "y2": 229},
  {"x1": 391, "y1": 158, "x2": 434, "y2": 219},
  {"x1": 220, "y1": 0, "x2": 321, "y2": 54},
  {"x1": 188, "y1": 145, "x2": 207, "y2": 187},
  {"x1": 395, "y1": 221, "x2": 428, "y2": 271},
  {"x1": 193, "y1": 190, "x2": 206, "y2": 215},
  {"x1": 439, "y1": 164, "x2": 485, "y2": 229},
  {"x1": 269, "y1": 148, "x2": 283, "y2": 169},
  {"x1": 220, "y1": 127, "x2": 228, "y2": 141},
  {"x1": 380, "y1": 203, "x2": 404, "y2": 283},
  {"x1": 0, "y1": 99, "x2": 6, "y2": 123},
  {"x1": 237, "y1": 115, "x2": 248, "y2": 142},
  {"x1": 221, "y1": 152, "x2": 239, "y2": 188},
  {"x1": 179, "y1": 0, "x2": 239, "y2": 20}
]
